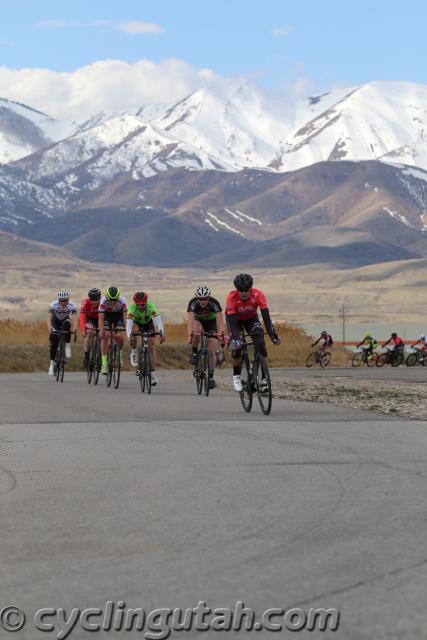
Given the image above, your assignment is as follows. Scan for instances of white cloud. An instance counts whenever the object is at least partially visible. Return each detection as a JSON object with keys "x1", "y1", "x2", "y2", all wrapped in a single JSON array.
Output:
[
  {"x1": 37, "y1": 19, "x2": 80, "y2": 28},
  {"x1": 117, "y1": 21, "x2": 165, "y2": 35},
  {"x1": 0, "y1": 59, "x2": 224, "y2": 122},
  {"x1": 272, "y1": 25, "x2": 292, "y2": 37}
]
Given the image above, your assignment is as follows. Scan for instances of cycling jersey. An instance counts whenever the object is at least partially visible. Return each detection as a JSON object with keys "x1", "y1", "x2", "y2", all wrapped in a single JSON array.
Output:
[
  {"x1": 225, "y1": 288, "x2": 268, "y2": 321},
  {"x1": 187, "y1": 297, "x2": 222, "y2": 321},
  {"x1": 323, "y1": 335, "x2": 333, "y2": 347},
  {"x1": 80, "y1": 297, "x2": 100, "y2": 332},
  {"x1": 48, "y1": 300, "x2": 77, "y2": 321},
  {"x1": 127, "y1": 301, "x2": 159, "y2": 326},
  {"x1": 392, "y1": 336, "x2": 404, "y2": 347},
  {"x1": 99, "y1": 296, "x2": 127, "y2": 314}
]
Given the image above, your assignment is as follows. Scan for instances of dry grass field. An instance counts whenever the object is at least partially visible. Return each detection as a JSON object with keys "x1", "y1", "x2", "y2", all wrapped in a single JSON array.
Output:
[{"x1": 0, "y1": 319, "x2": 350, "y2": 372}]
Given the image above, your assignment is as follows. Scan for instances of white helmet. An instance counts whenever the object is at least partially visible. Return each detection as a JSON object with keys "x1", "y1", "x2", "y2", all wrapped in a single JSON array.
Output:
[
  {"x1": 420, "y1": 333, "x2": 425, "y2": 339},
  {"x1": 57, "y1": 290, "x2": 69, "y2": 300},
  {"x1": 195, "y1": 285, "x2": 211, "y2": 298}
]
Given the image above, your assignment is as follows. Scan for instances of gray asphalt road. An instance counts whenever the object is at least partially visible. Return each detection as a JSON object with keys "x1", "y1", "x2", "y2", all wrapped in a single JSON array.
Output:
[{"x1": 1, "y1": 371, "x2": 426, "y2": 640}]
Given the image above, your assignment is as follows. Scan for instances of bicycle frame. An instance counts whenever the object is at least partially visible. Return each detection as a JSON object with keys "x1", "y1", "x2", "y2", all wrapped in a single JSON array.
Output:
[{"x1": 131, "y1": 330, "x2": 161, "y2": 394}]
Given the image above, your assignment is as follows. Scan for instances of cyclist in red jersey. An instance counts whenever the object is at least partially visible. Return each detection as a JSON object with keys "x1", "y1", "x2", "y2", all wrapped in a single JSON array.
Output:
[
  {"x1": 382, "y1": 332, "x2": 405, "y2": 356},
  {"x1": 80, "y1": 288, "x2": 101, "y2": 367},
  {"x1": 225, "y1": 273, "x2": 281, "y2": 392}
]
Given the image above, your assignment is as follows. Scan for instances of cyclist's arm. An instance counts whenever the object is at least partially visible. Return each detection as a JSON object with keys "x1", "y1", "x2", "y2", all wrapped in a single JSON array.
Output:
[
  {"x1": 126, "y1": 316, "x2": 134, "y2": 339},
  {"x1": 382, "y1": 339, "x2": 390, "y2": 347},
  {"x1": 47, "y1": 311, "x2": 53, "y2": 333},
  {"x1": 153, "y1": 314, "x2": 164, "y2": 338},
  {"x1": 312, "y1": 337, "x2": 320, "y2": 346},
  {"x1": 79, "y1": 307, "x2": 87, "y2": 333},
  {"x1": 71, "y1": 310, "x2": 78, "y2": 333},
  {"x1": 226, "y1": 312, "x2": 241, "y2": 339},
  {"x1": 98, "y1": 311, "x2": 105, "y2": 336},
  {"x1": 216, "y1": 312, "x2": 225, "y2": 335},
  {"x1": 187, "y1": 311, "x2": 195, "y2": 339}
]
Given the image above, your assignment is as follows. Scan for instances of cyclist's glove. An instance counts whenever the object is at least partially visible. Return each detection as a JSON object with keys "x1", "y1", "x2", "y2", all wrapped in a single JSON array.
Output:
[
  {"x1": 270, "y1": 329, "x2": 280, "y2": 344},
  {"x1": 231, "y1": 339, "x2": 241, "y2": 350}
]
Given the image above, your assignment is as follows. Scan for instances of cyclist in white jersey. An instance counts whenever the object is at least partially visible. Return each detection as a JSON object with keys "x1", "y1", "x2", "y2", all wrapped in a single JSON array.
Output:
[{"x1": 47, "y1": 290, "x2": 78, "y2": 375}]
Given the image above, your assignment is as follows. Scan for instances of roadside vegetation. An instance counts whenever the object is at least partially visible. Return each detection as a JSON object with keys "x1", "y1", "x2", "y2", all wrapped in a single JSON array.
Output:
[{"x1": 0, "y1": 319, "x2": 350, "y2": 372}]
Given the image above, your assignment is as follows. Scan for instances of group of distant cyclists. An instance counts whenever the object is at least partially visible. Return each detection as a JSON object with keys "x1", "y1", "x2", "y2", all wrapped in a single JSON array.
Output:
[
  {"x1": 47, "y1": 274, "x2": 281, "y2": 390},
  {"x1": 310, "y1": 329, "x2": 424, "y2": 366}
]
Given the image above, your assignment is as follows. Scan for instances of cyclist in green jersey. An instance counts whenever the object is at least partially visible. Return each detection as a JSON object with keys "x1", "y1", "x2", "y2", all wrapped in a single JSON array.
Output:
[
  {"x1": 126, "y1": 292, "x2": 165, "y2": 386},
  {"x1": 356, "y1": 332, "x2": 378, "y2": 359}
]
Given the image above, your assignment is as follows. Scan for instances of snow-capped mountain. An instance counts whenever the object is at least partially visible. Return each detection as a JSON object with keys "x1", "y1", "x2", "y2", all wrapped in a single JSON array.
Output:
[{"x1": 0, "y1": 98, "x2": 73, "y2": 164}]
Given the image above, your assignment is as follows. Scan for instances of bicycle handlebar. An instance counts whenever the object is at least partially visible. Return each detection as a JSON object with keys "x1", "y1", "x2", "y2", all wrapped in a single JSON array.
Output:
[{"x1": 131, "y1": 331, "x2": 162, "y2": 337}]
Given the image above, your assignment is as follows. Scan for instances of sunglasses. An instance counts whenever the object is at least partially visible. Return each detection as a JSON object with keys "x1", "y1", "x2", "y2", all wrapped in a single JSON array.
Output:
[{"x1": 197, "y1": 297, "x2": 209, "y2": 302}]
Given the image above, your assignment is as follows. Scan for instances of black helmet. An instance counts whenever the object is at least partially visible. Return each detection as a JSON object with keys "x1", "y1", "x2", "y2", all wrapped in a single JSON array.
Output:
[
  {"x1": 391, "y1": 332, "x2": 397, "y2": 338},
  {"x1": 88, "y1": 287, "x2": 101, "y2": 300},
  {"x1": 105, "y1": 286, "x2": 120, "y2": 301},
  {"x1": 234, "y1": 273, "x2": 253, "y2": 292}
]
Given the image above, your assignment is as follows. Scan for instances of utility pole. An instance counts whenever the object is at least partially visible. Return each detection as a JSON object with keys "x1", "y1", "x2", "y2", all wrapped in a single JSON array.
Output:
[{"x1": 340, "y1": 305, "x2": 348, "y2": 345}]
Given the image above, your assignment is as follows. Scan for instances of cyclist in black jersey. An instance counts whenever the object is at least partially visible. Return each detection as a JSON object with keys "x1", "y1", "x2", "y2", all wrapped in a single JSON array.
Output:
[{"x1": 187, "y1": 285, "x2": 225, "y2": 389}]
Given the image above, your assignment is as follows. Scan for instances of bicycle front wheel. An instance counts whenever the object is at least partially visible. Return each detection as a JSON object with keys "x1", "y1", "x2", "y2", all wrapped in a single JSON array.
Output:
[
  {"x1": 196, "y1": 352, "x2": 203, "y2": 395},
  {"x1": 376, "y1": 353, "x2": 387, "y2": 367},
  {"x1": 144, "y1": 349, "x2": 152, "y2": 394},
  {"x1": 86, "y1": 344, "x2": 94, "y2": 384},
  {"x1": 255, "y1": 356, "x2": 272, "y2": 415},
  {"x1": 406, "y1": 353, "x2": 418, "y2": 367},
  {"x1": 320, "y1": 352, "x2": 331, "y2": 368},
  {"x1": 305, "y1": 352, "x2": 317, "y2": 368},
  {"x1": 203, "y1": 349, "x2": 211, "y2": 397},
  {"x1": 113, "y1": 346, "x2": 121, "y2": 388},
  {"x1": 391, "y1": 351, "x2": 403, "y2": 367},
  {"x1": 239, "y1": 353, "x2": 253, "y2": 413},
  {"x1": 352, "y1": 352, "x2": 363, "y2": 367},
  {"x1": 93, "y1": 343, "x2": 101, "y2": 385}
]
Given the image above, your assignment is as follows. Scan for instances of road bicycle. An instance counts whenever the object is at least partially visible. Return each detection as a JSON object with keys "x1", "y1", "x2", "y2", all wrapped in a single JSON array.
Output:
[
  {"x1": 376, "y1": 346, "x2": 404, "y2": 367},
  {"x1": 237, "y1": 331, "x2": 272, "y2": 416},
  {"x1": 103, "y1": 326, "x2": 126, "y2": 389},
  {"x1": 191, "y1": 330, "x2": 221, "y2": 396},
  {"x1": 305, "y1": 349, "x2": 331, "y2": 368},
  {"x1": 405, "y1": 346, "x2": 427, "y2": 367},
  {"x1": 86, "y1": 327, "x2": 101, "y2": 385},
  {"x1": 51, "y1": 330, "x2": 68, "y2": 383},
  {"x1": 51, "y1": 329, "x2": 76, "y2": 383},
  {"x1": 131, "y1": 330, "x2": 161, "y2": 394},
  {"x1": 351, "y1": 348, "x2": 378, "y2": 367}
]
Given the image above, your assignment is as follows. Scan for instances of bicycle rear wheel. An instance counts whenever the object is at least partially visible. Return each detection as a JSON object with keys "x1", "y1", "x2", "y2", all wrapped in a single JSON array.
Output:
[
  {"x1": 203, "y1": 348, "x2": 211, "y2": 397},
  {"x1": 255, "y1": 356, "x2": 272, "y2": 415},
  {"x1": 239, "y1": 352, "x2": 253, "y2": 413},
  {"x1": 113, "y1": 346, "x2": 121, "y2": 388},
  {"x1": 305, "y1": 352, "x2": 317, "y2": 368},
  {"x1": 391, "y1": 351, "x2": 403, "y2": 367},
  {"x1": 352, "y1": 352, "x2": 363, "y2": 367}
]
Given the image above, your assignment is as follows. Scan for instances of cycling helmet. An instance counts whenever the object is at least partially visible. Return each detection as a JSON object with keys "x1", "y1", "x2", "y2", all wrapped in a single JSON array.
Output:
[
  {"x1": 57, "y1": 290, "x2": 69, "y2": 300},
  {"x1": 105, "y1": 286, "x2": 120, "y2": 301},
  {"x1": 88, "y1": 288, "x2": 101, "y2": 301},
  {"x1": 391, "y1": 332, "x2": 397, "y2": 338},
  {"x1": 133, "y1": 291, "x2": 148, "y2": 305},
  {"x1": 321, "y1": 330, "x2": 328, "y2": 337},
  {"x1": 364, "y1": 332, "x2": 372, "y2": 339},
  {"x1": 195, "y1": 285, "x2": 211, "y2": 298},
  {"x1": 233, "y1": 273, "x2": 253, "y2": 292},
  {"x1": 420, "y1": 333, "x2": 425, "y2": 339}
]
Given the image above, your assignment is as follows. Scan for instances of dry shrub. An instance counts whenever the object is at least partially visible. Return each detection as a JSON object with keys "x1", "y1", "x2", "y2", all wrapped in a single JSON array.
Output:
[{"x1": 0, "y1": 318, "x2": 351, "y2": 371}]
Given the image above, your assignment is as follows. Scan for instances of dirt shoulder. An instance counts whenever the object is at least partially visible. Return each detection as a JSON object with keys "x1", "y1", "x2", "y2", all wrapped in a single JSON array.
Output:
[{"x1": 268, "y1": 371, "x2": 427, "y2": 420}]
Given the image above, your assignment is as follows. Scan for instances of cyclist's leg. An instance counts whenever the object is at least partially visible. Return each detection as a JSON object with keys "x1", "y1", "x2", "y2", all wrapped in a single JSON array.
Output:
[
  {"x1": 129, "y1": 320, "x2": 140, "y2": 367},
  {"x1": 112, "y1": 312, "x2": 125, "y2": 349},
  {"x1": 247, "y1": 316, "x2": 267, "y2": 359},
  {"x1": 49, "y1": 317, "x2": 61, "y2": 367},
  {"x1": 101, "y1": 315, "x2": 112, "y2": 372},
  {"x1": 227, "y1": 317, "x2": 244, "y2": 390},
  {"x1": 203, "y1": 317, "x2": 218, "y2": 386}
]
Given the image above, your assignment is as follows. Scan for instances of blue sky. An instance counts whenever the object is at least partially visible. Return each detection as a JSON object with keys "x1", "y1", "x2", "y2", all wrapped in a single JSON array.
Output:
[{"x1": 1, "y1": 0, "x2": 426, "y2": 95}]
